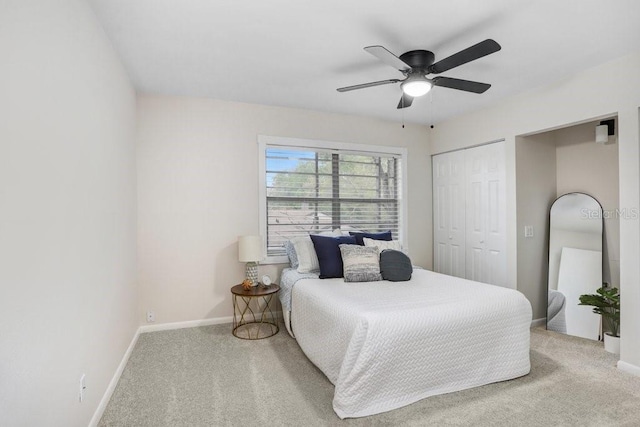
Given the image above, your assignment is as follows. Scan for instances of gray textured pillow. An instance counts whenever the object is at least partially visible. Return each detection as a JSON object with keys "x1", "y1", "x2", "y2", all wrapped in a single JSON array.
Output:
[
  {"x1": 380, "y1": 249, "x2": 412, "y2": 281},
  {"x1": 284, "y1": 240, "x2": 299, "y2": 269},
  {"x1": 339, "y1": 244, "x2": 382, "y2": 282}
]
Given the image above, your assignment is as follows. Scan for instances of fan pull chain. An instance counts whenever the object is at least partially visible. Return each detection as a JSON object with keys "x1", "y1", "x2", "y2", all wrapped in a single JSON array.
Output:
[{"x1": 428, "y1": 90, "x2": 434, "y2": 129}]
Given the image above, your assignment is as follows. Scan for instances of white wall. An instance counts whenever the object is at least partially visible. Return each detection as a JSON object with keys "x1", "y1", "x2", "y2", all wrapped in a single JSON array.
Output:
[
  {"x1": 516, "y1": 133, "x2": 557, "y2": 319},
  {"x1": 0, "y1": 1, "x2": 137, "y2": 425},
  {"x1": 555, "y1": 121, "x2": 620, "y2": 287},
  {"x1": 429, "y1": 52, "x2": 640, "y2": 372},
  {"x1": 516, "y1": 120, "x2": 621, "y2": 320},
  {"x1": 137, "y1": 95, "x2": 430, "y2": 324}
]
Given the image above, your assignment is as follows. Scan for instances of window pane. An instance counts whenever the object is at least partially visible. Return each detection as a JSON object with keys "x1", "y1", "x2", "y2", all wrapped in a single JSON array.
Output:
[
  {"x1": 339, "y1": 175, "x2": 379, "y2": 199},
  {"x1": 340, "y1": 202, "x2": 399, "y2": 231},
  {"x1": 265, "y1": 146, "x2": 402, "y2": 257}
]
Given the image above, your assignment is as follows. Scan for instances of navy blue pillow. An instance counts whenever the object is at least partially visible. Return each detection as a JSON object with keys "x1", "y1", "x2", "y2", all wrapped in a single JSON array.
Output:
[
  {"x1": 310, "y1": 234, "x2": 357, "y2": 278},
  {"x1": 349, "y1": 231, "x2": 392, "y2": 246}
]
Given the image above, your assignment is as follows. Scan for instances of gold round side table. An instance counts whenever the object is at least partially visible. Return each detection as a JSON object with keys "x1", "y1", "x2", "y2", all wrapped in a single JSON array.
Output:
[{"x1": 231, "y1": 284, "x2": 280, "y2": 340}]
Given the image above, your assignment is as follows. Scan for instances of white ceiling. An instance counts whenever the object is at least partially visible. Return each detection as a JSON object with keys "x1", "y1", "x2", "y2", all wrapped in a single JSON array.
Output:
[{"x1": 89, "y1": 0, "x2": 640, "y2": 125}]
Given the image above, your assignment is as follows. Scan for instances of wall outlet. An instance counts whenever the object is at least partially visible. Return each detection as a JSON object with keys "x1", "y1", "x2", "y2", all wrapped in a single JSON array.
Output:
[
  {"x1": 146, "y1": 310, "x2": 155, "y2": 323},
  {"x1": 79, "y1": 374, "x2": 86, "y2": 403}
]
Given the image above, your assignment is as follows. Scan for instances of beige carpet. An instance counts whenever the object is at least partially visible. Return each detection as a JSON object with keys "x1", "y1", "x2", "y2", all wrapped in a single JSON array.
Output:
[{"x1": 99, "y1": 325, "x2": 640, "y2": 426}]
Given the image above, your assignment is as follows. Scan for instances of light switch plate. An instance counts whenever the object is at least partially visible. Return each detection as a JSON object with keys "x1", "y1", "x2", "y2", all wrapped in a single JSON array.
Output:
[{"x1": 524, "y1": 225, "x2": 534, "y2": 238}]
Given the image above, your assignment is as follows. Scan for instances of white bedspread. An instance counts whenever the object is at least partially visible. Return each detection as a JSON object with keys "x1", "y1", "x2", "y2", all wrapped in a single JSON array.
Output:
[{"x1": 291, "y1": 269, "x2": 532, "y2": 419}]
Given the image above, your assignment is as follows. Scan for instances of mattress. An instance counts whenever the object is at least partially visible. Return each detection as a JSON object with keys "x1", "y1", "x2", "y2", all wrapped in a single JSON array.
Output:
[
  {"x1": 291, "y1": 268, "x2": 532, "y2": 418},
  {"x1": 279, "y1": 267, "x2": 319, "y2": 338}
]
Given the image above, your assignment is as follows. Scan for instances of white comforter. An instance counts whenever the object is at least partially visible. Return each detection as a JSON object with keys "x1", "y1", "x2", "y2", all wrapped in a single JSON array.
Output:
[{"x1": 291, "y1": 269, "x2": 532, "y2": 419}]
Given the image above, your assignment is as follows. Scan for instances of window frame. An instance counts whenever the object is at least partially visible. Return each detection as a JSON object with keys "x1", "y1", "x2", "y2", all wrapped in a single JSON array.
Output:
[{"x1": 258, "y1": 135, "x2": 408, "y2": 264}]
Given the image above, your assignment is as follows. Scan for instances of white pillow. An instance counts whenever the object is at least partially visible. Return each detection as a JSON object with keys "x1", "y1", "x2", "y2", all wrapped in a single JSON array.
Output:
[
  {"x1": 291, "y1": 236, "x2": 320, "y2": 273},
  {"x1": 363, "y1": 237, "x2": 403, "y2": 252}
]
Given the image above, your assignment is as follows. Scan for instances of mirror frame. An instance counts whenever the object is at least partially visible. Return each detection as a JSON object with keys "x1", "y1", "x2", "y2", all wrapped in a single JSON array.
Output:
[{"x1": 546, "y1": 192, "x2": 604, "y2": 336}]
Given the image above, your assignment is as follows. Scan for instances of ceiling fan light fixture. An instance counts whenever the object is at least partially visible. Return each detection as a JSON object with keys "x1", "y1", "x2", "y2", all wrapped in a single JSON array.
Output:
[
  {"x1": 401, "y1": 77, "x2": 432, "y2": 97},
  {"x1": 338, "y1": 39, "x2": 500, "y2": 108}
]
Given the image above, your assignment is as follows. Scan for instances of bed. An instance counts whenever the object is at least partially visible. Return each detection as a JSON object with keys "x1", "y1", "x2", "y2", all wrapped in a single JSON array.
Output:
[{"x1": 279, "y1": 267, "x2": 532, "y2": 419}]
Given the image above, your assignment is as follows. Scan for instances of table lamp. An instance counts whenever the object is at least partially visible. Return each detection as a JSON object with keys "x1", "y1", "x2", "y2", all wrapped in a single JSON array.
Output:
[{"x1": 238, "y1": 235, "x2": 262, "y2": 286}]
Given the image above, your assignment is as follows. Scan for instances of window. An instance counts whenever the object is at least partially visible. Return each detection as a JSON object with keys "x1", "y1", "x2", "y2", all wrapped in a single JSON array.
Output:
[{"x1": 259, "y1": 136, "x2": 407, "y2": 263}]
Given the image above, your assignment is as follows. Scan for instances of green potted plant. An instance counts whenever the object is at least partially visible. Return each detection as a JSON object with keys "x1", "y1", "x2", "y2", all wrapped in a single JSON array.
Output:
[{"x1": 579, "y1": 286, "x2": 620, "y2": 354}]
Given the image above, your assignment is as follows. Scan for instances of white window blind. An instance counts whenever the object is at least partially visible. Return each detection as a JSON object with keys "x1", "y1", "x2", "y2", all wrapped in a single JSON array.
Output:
[{"x1": 263, "y1": 144, "x2": 403, "y2": 258}]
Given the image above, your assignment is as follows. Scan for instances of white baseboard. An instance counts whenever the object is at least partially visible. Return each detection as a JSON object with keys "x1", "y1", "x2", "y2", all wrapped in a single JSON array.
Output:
[
  {"x1": 138, "y1": 316, "x2": 233, "y2": 333},
  {"x1": 531, "y1": 317, "x2": 546, "y2": 328},
  {"x1": 89, "y1": 327, "x2": 140, "y2": 427},
  {"x1": 617, "y1": 360, "x2": 640, "y2": 377}
]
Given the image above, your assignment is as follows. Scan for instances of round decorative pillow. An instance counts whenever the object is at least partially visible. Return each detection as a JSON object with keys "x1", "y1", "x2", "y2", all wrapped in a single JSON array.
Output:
[{"x1": 380, "y1": 249, "x2": 413, "y2": 282}]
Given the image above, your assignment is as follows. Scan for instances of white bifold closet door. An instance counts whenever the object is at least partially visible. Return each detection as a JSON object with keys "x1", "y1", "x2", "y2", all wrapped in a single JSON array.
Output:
[
  {"x1": 432, "y1": 150, "x2": 466, "y2": 278},
  {"x1": 433, "y1": 141, "x2": 507, "y2": 287}
]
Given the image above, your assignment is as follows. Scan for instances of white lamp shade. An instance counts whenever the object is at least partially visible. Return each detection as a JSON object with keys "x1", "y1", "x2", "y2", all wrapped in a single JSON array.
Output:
[
  {"x1": 238, "y1": 235, "x2": 262, "y2": 262},
  {"x1": 595, "y1": 124, "x2": 609, "y2": 144}
]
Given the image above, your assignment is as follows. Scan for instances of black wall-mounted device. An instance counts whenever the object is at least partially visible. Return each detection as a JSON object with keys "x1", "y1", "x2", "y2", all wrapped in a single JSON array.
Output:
[{"x1": 599, "y1": 119, "x2": 615, "y2": 136}]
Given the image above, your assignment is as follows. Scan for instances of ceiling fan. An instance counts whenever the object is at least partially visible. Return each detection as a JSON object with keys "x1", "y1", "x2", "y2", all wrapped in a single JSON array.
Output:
[{"x1": 337, "y1": 39, "x2": 501, "y2": 109}]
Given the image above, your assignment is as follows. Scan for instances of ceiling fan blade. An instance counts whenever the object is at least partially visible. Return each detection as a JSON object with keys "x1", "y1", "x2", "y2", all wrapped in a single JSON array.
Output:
[
  {"x1": 428, "y1": 39, "x2": 501, "y2": 74},
  {"x1": 364, "y1": 45, "x2": 412, "y2": 72},
  {"x1": 337, "y1": 79, "x2": 401, "y2": 92},
  {"x1": 397, "y1": 93, "x2": 414, "y2": 109},
  {"x1": 432, "y1": 76, "x2": 491, "y2": 93}
]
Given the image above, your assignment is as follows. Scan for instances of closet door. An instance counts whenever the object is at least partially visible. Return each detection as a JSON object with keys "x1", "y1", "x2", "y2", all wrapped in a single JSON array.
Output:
[
  {"x1": 465, "y1": 141, "x2": 507, "y2": 286},
  {"x1": 432, "y1": 150, "x2": 466, "y2": 278}
]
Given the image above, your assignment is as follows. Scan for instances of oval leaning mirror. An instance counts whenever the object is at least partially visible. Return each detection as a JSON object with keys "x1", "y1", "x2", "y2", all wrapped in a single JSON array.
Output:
[{"x1": 547, "y1": 193, "x2": 603, "y2": 340}]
